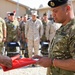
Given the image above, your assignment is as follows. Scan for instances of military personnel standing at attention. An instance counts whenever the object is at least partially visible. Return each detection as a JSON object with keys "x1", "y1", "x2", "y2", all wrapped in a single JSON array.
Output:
[
  {"x1": 6, "y1": 12, "x2": 20, "y2": 53},
  {"x1": 25, "y1": 11, "x2": 43, "y2": 58},
  {"x1": 46, "y1": 19, "x2": 61, "y2": 46},
  {"x1": 41, "y1": 13, "x2": 48, "y2": 43},
  {"x1": 41, "y1": 13, "x2": 55, "y2": 56},
  {"x1": 20, "y1": 14, "x2": 28, "y2": 50},
  {"x1": 20, "y1": 14, "x2": 28, "y2": 57},
  {"x1": 0, "y1": 17, "x2": 12, "y2": 68},
  {"x1": 0, "y1": 17, "x2": 6, "y2": 54},
  {"x1": 33, "y1": 0, "x2": 75, "y2": 74}
]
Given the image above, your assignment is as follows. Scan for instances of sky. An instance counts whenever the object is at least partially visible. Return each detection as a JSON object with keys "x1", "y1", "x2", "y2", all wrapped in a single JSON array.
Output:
[{"x1": 13, "y1": 0, "x2": 50, "y2": 9}]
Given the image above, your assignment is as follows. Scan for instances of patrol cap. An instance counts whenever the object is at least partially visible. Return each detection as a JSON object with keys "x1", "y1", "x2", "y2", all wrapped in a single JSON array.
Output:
[
  {"x1": 31, "y1": 11, "x2": 38, "y2": 16},
  {"x1": 24, "y1": 14, "x2": 28, "y2": 18},
  {"x1": 17, "y1": 16, "x2": 20, "y2": 18},
  {"x1": 48, "y1": 0, "x2": 68, "y2": 8}
]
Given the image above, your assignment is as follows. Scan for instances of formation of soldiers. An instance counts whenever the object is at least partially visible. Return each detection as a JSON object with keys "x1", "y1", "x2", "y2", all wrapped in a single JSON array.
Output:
[{"x1": 0, "y1": 10, "x2": 61, "y2": 58}]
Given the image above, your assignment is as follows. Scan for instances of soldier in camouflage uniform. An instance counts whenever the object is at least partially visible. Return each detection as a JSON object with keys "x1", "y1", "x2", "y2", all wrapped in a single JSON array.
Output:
[
  {"x1": 0, "y1": 17, "x2": 12, "y2": 68},
  {"x1": 40, "y1": 13, "x2": 49, "y2": 55},
  {"x1": 41, "y1": 13, "x2": 56, "y2": 56},
  {"x1": 0, "y1": 17, "x2": 6, "y2": 54},
  {"x1": 20, "y1": 14, "x2": 28, "y2": 57},
  {"x1": 41, "y1": 13, "x2": 48, "y2": 42},
  {"x1": 33, "y1": 0, "x2": 75, "y2": 75},
  {"x1": 6, "y1": 13, "x2": 20, "y2": 53},
  {"x1": 25, "y1": 11, "x2": 43, "y2": 58}
]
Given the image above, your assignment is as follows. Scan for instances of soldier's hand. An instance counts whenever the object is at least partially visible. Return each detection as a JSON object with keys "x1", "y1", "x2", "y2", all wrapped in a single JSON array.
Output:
[
  {"x1": 40, "y1": 38, "x2": 42, "y2": 44},
  {"x1": 32, "y1": 55, "x2": 43, "y2": 59},
  {"x1": 0, "y1": 55, "x2": 12, "y2": 68},
  {"x1": 25, "y1": 38, "x2": 28, "y2": 43},
  {"x1": 0, "y1": 39, "x2": 2, "y2": 42},
  {"x1": 2, "y1": 38, "x2": 6, "y2": 42},
  {"x1": 35, "y1": 57, "x2": 52, "y2": 67},
  {"x1": 46, "y1": 40, "x2": 50, "y2": 42},
  {"x1": 22, "y1": 39, "x2": 25, "y2": 42}
]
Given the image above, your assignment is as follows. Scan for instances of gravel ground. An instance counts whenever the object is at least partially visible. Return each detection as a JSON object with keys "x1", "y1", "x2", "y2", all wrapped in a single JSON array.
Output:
[{"x1": 0, "y1": 66, "x2": 47, "y2": 75}]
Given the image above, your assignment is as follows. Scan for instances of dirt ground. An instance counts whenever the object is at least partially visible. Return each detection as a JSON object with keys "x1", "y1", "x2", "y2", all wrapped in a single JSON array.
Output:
[{"x1": 0, "y1": 66, "x2": 47, "y2": 75}]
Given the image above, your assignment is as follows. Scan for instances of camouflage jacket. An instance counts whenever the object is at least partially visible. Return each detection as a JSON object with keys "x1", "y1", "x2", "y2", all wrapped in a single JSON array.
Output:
[
  {"x1": 20, "y1": 21, "x2": 26, "y2": 32},
  {"x1": 0, "y1": 17, "x2": 6, "y2": 40},
  {"x1": 48, "y1": 19, "x2": 75, "y2": 75},
  {"x1": 41, "y1": 20, "x2": 49, "y2": 41},
  {"x1": 6, "y1": 19, "x2": 19, "y2": 42}
]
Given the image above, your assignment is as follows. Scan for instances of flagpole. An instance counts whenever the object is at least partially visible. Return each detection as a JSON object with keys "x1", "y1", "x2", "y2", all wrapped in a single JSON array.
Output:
[{"x1": 17, "y1": 0, "x2": 19, "y2": 16}]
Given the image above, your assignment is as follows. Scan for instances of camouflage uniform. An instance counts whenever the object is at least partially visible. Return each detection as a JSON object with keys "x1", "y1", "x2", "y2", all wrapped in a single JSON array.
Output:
[
  {"x1": 20, "y1": 21, "x2": 25, "y2": 48},
  {"x1": 46, "y1": 22, "x2": 61, "y2": 45},
  {"x1": 0, "y1": 17, "x2": 6, "y2": 54},
  {"x1": 46, "y1": 21, "x2": 56, "y2": 45},
  {"x1": 20, "y1": 21, "x2": 28, "y2": 56},
  {"x1": 6, "y1": 19, "x2": 19, "y2": 52},
  {"x1": 41, "y1": 20, "x2": 54, "y2": 56},
  {"x1": 41, "y1": 20, "x2": 48, "y2": 42},
  {"x1": 47, "y1": 19, "x2": 75, "y2": 75},
  {"x1": 25, "y1": 19, "x2": 43, "y2": 58}
]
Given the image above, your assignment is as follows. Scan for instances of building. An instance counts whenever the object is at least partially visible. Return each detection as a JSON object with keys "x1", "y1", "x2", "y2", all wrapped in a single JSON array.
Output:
[
  {"x1": 0, "y1": 0, "x2": 30, "y2": 18},
  {"x1": 72, "y1": 0, "x2": 75, "y2": 14},
  {"x1": 37, "y1": 6, "x2": 51, "y2": 18},
  {"x1": 37, "y1": 0, "x2": 75, "y2": 18}
]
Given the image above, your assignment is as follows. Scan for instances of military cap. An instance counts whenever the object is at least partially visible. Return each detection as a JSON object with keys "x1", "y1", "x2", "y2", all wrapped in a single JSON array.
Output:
[
  {"x1": 17, "y1": 16, "x2": 20, "y2": 19},
  {"x1": 48, "y1": 0, "x2": 68, "y2": 8},
  {"x1": 43, "y1": 13, "x2": 47, "y2": 16},
  {"x1": 24, "y1": 14, "x2": 28, "y2": 18},
  {"x1": 10, "y1": 13, "x2": 14, "y2": 16},
  {"x1": 31, "y1": 11, "x2": 38, "y2": 16}
]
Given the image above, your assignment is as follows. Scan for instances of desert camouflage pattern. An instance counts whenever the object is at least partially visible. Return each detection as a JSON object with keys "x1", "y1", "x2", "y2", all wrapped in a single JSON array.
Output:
[
  {"x1": 41, "y1": 20, "x2": 48, "y2": 42},
  {"x1": 25, "y1": 19, "x2": 43, "y2": 58},
  {"x1": 0, "y1": 17, "x2": 6, "y2": 54},
  {"x1": 20, "y1": 21, "x2": 26, "y2": 32}
]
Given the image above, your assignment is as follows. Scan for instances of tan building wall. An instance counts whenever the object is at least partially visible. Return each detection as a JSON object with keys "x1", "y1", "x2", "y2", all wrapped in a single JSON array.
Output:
[
  {"x1": 72, "y1": 0, "x2": 75, "y2": 14},
  {"x1": 37, "y1": 0, "x2": 75, "y2": 18},
  {"x1": 0, "y1": 0, "x2": 29, "y2": 18},
  {"x1": 37, "y1": 7, "x2": 51, "y2": 18}
]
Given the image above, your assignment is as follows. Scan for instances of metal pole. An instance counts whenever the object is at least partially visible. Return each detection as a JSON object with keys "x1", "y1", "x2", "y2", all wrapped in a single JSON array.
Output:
[{"x1": 17, "y1": 0, "x2": 19, "y2": 16}]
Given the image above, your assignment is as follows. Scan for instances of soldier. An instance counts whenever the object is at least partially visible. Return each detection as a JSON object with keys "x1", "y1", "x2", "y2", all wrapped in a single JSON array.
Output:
[
  {"x1": 41, "y1": 13, "x2": 55, "y2": 56},
  {"x1": 0, "y1": 16, "x2": 12, "y2": 68},
  {"x1": 17, "y1": 16, "x2": 21, "y2": 23},
  {"x1": 20, "y1": 14, "x2": 28, "y2": 57},
  {"x1": 46, "y1": 20, "x2": 61, "y2": 46},
  {"x1": 6, "y1": 12, "x2": 20, "y2": 54},
  {"x1": 0, "y1": 17, "x2": 6, "y2": 54},
  {"x1": 41, "y1": 13, "x2": 48, "y2": 43},
  {"x1": 25, "y1": 11, "x2": 43, "y2": 58},
  {"x1": 33, "y1": 0, "x2": 75, "y2": 74}
]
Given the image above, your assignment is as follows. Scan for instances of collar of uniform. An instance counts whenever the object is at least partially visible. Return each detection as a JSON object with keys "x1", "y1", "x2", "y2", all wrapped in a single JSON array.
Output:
[{"x1": 61, "y1": 18, "x2": 75, "y2": 32}]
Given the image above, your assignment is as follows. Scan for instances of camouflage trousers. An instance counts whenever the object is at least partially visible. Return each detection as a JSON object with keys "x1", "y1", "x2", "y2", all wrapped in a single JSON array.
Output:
[
  {"x1": 0, "y1": 42, "x2": 4, "y2": 54},
  {"x1": 28, "y1": 39, "x2": 39, "y2": 58}
]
